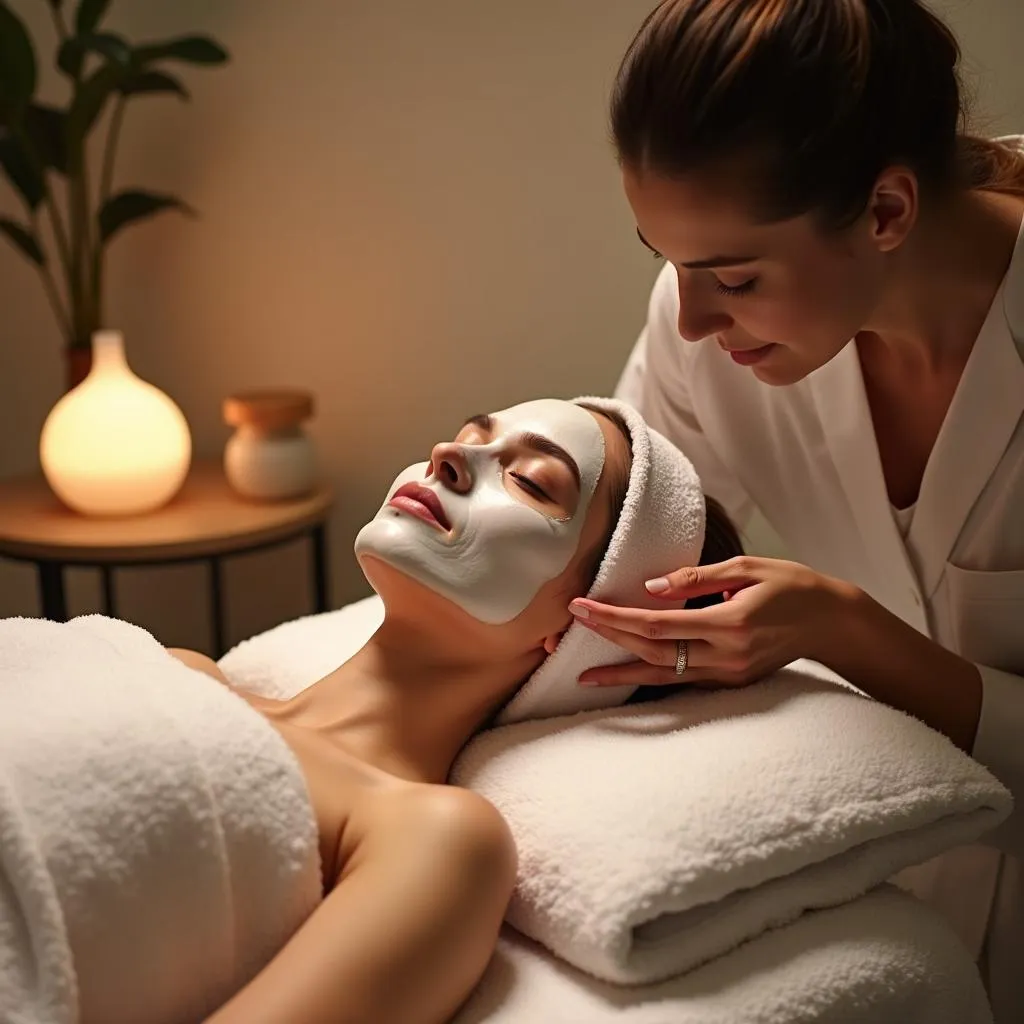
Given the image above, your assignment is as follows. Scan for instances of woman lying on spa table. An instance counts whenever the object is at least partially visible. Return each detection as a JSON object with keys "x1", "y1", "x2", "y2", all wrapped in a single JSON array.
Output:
[{"x1": 163, "y1": 396, "x2": 738, "y2": 1024}]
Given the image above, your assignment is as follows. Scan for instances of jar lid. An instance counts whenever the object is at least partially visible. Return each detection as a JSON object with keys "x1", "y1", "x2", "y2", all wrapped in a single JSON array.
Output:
[{"x1": 223, "y1": 390, "x2": 314, "y2": 430}]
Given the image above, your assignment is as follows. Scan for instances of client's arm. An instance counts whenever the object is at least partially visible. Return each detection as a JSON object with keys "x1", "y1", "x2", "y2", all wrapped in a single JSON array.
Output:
[{"x1": 204, "y1": 784, "x2": 516, "y2": 1024}]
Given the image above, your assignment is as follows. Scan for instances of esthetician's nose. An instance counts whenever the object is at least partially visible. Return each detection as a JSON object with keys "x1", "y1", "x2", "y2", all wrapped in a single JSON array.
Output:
[
  {"x1": 676, "y1": 274, "x2": 733, "y2": 343},
  {"x1": 429, "y1": 441, "x2": 473, "y2": 494}
]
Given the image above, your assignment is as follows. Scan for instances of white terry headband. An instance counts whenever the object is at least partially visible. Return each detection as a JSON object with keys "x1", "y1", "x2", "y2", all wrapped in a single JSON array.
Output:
[{"x1": 496, "y1": 396, "x2": 705, "y2": 725}]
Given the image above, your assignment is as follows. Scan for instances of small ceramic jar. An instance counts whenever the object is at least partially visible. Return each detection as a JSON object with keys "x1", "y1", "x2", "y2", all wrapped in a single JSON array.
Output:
[{"x1": 223, "y1": 390, "x2": 318, "y2": 500}]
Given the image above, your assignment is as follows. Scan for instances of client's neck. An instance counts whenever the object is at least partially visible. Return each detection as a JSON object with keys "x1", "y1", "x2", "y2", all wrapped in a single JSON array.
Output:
[{"x1": 292, "y1": 616, "x2": 542, "y2": 784}]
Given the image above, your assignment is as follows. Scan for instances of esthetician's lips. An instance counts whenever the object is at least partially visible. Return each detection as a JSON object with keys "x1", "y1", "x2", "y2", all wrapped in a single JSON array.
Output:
[
  {"x1": 721, "y1": 341, "x2": 778, "y2": 366},
  {"x1": 389, "y1": 482, "x2": 452, "y2": 531}
]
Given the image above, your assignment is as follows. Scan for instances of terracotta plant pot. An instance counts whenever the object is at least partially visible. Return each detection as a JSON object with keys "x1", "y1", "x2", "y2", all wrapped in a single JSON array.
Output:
[{"x1": 66, "y1": 346, "x2": 93, "y2": 391}]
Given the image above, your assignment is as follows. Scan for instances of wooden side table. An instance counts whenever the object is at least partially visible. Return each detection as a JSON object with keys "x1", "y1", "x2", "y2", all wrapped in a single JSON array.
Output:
[{"x1": 0, "y1": 460, "x2": 334, "y2": 656}]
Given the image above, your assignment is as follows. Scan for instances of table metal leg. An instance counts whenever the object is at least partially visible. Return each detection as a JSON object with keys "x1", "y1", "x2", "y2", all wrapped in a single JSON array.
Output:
[
  {"x1": 101, "y1": 566, "x2": 117, "y2": 617},
  {"x1": 209, "y1": 557, "x2": 226, "y2": 657},
  {"x1": 37, "y1": 561, "x2": 67, "y2": 621},
  {"x1": 311, "y1": 522, "x2": 329, "y2": 612}
]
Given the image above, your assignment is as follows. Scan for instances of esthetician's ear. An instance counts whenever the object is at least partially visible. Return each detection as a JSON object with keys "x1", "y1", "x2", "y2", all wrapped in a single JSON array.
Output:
[{"x1": 542, "y1": 631, "x2": 567, "y2": 655}]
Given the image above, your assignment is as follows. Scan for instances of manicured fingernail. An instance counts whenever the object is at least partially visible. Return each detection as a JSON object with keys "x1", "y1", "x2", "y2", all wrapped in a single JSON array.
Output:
[
  {"x1": 645, "y1": 577, "x2": 670, "y2": 594},
  {"x1": 578, "y1": 677, "x2": 599, "y2": 687},
  {"x1": 569, "y1": 602, "x2": 589, "y2": 619}
]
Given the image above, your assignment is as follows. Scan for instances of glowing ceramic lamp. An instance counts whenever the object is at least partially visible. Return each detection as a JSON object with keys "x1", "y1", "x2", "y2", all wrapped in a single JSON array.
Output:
[{"x1": 40, "y1": 330, "x2": 192, "y2": 516}]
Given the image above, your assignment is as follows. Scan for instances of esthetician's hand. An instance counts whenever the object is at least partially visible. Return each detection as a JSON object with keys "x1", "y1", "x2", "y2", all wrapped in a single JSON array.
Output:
[{"x1": 570, "y1": 556, "x2": 859, "y2": 688}]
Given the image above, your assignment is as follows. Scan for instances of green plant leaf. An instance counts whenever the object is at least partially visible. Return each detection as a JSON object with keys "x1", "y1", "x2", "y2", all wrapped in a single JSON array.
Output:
[
  {"x1": 24, "y1": 103, "x2": 67, "y2": 173},
  {"x1": 119, "y1": 69, "x2": 189, "y2": 100},
  {"x1": 134, "y1": 35, "x2": 229, "y2": 66},
  {"x1": 0, "y1": 131, "x2": 43, "y2": 207},
  {"x1": 58, "y1": 31, "x2": 131, "y2": 78},
  {"x1": 0, "y1": 216, "x2": 45, "y2": 264},
  {"x1": 66, "y1": 60, "x2": 128, "y2": 157},
  {"x1": 75, "y1": 0, "x2": 110, "y2": 36},
  {"x1": 99, "y1": 189, "x2": 195, "y2": 242},
  {"x1": 0, "y1": 2, "x2": 37, "y2": 121}
]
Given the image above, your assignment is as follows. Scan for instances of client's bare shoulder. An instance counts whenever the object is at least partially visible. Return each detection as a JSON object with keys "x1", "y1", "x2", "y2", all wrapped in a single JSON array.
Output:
[{"x1": 166, "y1": 648, "x2": 440, "y2": 894}]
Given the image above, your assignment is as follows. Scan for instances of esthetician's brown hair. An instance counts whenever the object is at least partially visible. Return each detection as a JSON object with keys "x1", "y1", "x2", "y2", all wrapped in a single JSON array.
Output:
[{"x1": 611, "y1": 0, "x2": 1024, "y2": 229}]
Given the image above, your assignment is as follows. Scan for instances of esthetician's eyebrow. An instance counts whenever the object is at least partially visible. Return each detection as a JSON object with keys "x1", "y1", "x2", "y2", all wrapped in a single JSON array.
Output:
[
  {"x1": 461, "y1": 414, "x2": 582, "y2": 489},
  {"x1": 635, "y1": 228, "x2": 758, "y2": 270}
]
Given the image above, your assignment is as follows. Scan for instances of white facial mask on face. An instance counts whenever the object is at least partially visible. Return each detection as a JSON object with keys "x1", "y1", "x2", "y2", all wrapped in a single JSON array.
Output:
[{"x1": 354, "y1": 399, "x2": 606, "y2": 624}]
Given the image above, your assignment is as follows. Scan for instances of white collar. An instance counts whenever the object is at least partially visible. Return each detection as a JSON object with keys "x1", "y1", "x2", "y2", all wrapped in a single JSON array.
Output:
[{"x1": 1003, "y1": 204, "x2": 1024, "y2": 347}]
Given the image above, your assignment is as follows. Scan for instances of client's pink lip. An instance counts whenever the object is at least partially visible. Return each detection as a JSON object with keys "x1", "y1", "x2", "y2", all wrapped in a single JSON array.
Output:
[{"x1": 389, "y1": 483, "x2": 451, "y2": 531}]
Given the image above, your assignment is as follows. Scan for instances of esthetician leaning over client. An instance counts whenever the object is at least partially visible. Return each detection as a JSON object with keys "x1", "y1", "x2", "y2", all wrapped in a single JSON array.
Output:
[{"x1": 569, "y1": 1, "x2": 1024, "y2": 1018}]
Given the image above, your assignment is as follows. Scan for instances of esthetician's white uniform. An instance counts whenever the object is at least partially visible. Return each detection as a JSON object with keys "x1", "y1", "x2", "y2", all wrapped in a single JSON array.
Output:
[{"x1": 615, "y1": 214, "x2": 1024, "y2": 1021}]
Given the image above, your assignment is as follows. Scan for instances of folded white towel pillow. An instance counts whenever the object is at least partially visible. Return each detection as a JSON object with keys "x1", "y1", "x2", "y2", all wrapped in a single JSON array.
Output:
[{"x1": 450, "y1": 662, "x2": 1010, "y2": 982}]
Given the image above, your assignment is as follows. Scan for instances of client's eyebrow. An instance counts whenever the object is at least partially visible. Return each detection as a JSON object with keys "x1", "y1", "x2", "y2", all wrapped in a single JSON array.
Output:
[
  {"x1": 463, "y1": 413, "x2": 494, "y2": 433},
  {"x1": 461, "y1": 414, "x2": 582, "y2": 489},
  {"x1": 635, "y1": 228, "x2": 758, "y2": 270}
]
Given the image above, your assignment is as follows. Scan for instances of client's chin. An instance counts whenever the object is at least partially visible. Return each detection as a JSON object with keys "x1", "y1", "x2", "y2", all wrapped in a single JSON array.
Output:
[
  {"x1": 354, "y1": 514, "x2": 562, "y2": 661},
  {"x1": 354, "y1": 531, "x2": 483, "y2": 637},
  {"x1": 355, "y1": 516, "x2": 437, "y2": 601}
]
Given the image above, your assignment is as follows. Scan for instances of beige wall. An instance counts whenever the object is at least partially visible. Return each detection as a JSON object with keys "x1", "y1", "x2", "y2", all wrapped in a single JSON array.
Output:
[
  {"x1": 932, "y1": 0, "x2": 1024, "y2": 133},
  {"x1": 2, "y1": 1, "x2": 1022, "y2": 651}
]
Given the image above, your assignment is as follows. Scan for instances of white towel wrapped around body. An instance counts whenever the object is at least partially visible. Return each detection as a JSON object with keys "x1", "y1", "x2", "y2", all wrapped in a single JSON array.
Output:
[
  {"x1": 221, "y1": 599, "x2": 1011, "y2": 986},
  {"x1": 454, "y1": 887, "x2": 992, "y2": 1024},
  {"x1": 0, "y1": 615, "x2": 321, "y2": 1024}
]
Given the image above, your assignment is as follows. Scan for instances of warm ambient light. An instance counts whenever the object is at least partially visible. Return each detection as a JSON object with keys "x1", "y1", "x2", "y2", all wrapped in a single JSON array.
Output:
[{"x1": 40, "y1": 330, "x2": 192, "y2": 516}]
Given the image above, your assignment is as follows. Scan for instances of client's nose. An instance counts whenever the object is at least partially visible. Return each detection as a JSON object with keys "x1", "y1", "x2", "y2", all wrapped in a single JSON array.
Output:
[{"x1": 429, "y1": 441, "x2": 472, "y2": 494}]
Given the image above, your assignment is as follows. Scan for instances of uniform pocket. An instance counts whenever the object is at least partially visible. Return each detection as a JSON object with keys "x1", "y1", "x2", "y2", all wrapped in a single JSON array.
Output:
[{"x1": 944, "y1": 563, "x2": 1024, "y2": 674}]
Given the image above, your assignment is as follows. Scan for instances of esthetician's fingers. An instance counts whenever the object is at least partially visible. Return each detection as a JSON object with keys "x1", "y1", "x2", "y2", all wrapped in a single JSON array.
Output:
[
  {"x1": 571, "y1": 618, "x2": 678, "y2": 667},
  {"x1": 577, "y1": 641, "x2": 717, "y2": 687},
  {"x1": 568, "y1": 598, "x2": 725, "y2": 641},
  {"x1": 643, "y1": 557, "x2": 766, "y2": 600}
]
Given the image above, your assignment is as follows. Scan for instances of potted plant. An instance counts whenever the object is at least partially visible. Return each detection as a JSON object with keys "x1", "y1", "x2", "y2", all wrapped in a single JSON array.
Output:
[{"x1": 0, "y1": 0, "x2": 229, "y2": 389}]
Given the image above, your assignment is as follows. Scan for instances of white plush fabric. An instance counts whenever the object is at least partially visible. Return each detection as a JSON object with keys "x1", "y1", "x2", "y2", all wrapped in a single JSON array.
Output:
[
  {"x1": 220, "y1": 604, "x2": 1010, "y2": 990},
  {"x1": 220, "y1": 595, "x2": 385, "y2": 701},
  {"x1": 0, "y1": 615, "x2": 321, "y2": 1024},
  {"x1": 499, "y1": 396, "x2": 705, "y2": 724},
  {"x1": 454, "y1": 888, "x2": 992, "y2": 1024},
  {"x1": 451, "y1": 661, "x2": 1010, "y2": 983}
]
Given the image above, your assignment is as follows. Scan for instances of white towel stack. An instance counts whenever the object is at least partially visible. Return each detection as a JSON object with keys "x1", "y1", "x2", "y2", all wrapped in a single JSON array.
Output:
[
  {"x1": 450, "y1": 660, "x2": 1009, "y2": 984},
  {"x1": 454, "y1": 889, "x2": 993, "y2": 1024}
]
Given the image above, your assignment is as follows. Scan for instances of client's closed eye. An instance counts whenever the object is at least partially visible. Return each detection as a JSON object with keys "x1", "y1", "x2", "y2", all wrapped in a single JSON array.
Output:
[
  {"x1": 452, "y1": 415, "x2": 580, "y2": 518},
  {"x1": 510, "y1": 472, "x2": 552, "y2": 501}
]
